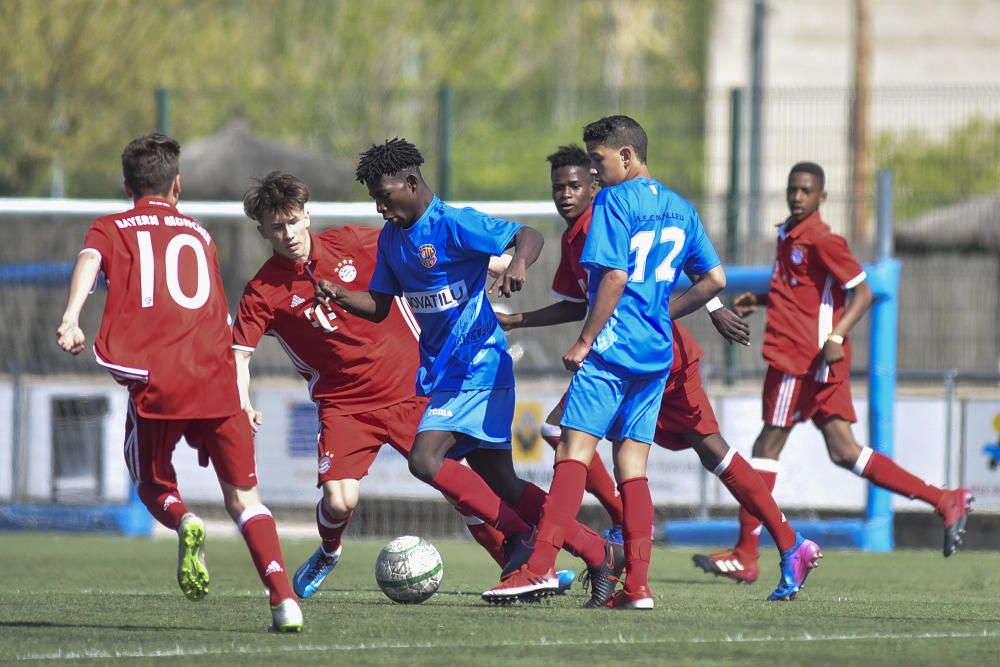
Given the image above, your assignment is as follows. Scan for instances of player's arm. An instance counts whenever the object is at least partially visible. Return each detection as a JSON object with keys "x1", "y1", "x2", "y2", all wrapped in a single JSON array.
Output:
[
  {"x1": 315, "y1": 281, "x2": 394, "y2": 323},
  {"x1": 668, "y1": 264, "x2": 726, "y2": 320},
  {"x1": 670, "y1": 268, "x2": 750, "y2": 347},
  {"x1": 822, "y1": 278, "x2": 873, "y2": 365},
  {"x1": 490, "y1": 226, "x2": 544, "y2": 298},
  {"x1": 56, "y1": 251, "x2": 102, "y2": 355},
  {"x1": 234, "y1": 348, "x2": 263, "y2": 434},
  {"x1": 562, "y1": 267, "x2": 627, "y2": 371},
  {"x1": 499, "y1": 300, "x2": 588, "y2": 331},
  {"x1": 733, "y1": 291, "x2": 768, "y2": 317}
]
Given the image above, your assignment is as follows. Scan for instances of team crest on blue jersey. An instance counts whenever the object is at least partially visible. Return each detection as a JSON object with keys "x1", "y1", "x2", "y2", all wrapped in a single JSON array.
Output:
[
  {"x1": 790, "y1": 245, "x2": 805, "y2": 265},
  {"x1": 417, "y1": 244, "x2": 438, "y2": 268}
]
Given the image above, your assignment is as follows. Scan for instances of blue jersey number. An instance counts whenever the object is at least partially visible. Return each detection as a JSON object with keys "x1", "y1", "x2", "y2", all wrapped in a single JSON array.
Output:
[{"x1": 629, "y1": 227, "x2": 685, "y2": 283}]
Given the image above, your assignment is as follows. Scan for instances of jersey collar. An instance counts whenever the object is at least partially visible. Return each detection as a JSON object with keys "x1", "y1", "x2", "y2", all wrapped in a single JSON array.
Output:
[
  {"x1": 565, "y1": 206, "x2": 593, "y2": 244},
  {"x1": 135, "y1": 196, "x2": 177, "y2": 211},
  {"x1": 270, "y1": 230, "x2": 320, "y2": 275},
  {"x1": 777, "y1": 210, "x2": 821, "y2": 240}
]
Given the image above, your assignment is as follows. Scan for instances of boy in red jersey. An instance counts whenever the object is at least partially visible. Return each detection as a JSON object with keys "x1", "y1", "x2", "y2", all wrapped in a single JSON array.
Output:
[
  {"x1": 56, "y1": 134, "x2": 301, "y2": 633},
  {"x1": 694, "y1": 162, "x2": 973, "y2": 581},
  {"x1": 496, "y1": 145, "x2": 820, "y2": 606}
]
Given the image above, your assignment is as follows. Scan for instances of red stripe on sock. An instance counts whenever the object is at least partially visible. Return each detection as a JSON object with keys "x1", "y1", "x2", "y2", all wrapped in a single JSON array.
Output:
[{"x1": 317, "y1": 503, "x2": 352, "y2": 554}]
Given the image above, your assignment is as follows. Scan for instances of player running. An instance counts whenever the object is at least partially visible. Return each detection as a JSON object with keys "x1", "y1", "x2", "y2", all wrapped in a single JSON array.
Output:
[{"x1": 56, "y1": 134, "x2": 302, "y2": 633}]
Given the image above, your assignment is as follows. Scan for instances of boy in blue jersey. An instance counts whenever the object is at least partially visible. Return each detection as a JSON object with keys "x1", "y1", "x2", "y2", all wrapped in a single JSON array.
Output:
[
  {"x1": 486, "y1": 115, "x2": 736, "y2": 607},
  {"x1": 316, "y1": 138, "x2": 625, "y2": 606}
]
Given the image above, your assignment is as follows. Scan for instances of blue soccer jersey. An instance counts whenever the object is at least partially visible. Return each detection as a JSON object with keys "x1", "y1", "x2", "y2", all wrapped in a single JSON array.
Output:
[
  {"x1": 369, "y1": 196, "x2": 522, "y2": 395},
  {"x1": 580, "y1": 177, "x2": 720, "y2": 377}
]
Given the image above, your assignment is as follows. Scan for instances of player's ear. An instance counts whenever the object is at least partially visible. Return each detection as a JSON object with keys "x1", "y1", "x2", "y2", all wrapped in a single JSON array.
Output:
[
  {"x1": 405, "y1": 173, "x2": 419, "y2": 192},
  {"x1": 819, "y1": 189, "x2": 828, "y2": 204},
  {"x1": 172, "y1": 174, "x2": 181, "y2": 199},
  {"x1": 256, "y1": 222, "x2": 267, "y2": 240},
  {"x1": 620, "y1": 146, "x2": 632, "y2": 170}
]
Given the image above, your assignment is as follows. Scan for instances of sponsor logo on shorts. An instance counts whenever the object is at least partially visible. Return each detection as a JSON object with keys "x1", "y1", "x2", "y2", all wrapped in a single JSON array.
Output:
[
  {"x1": 427, "y1": 408, "x2": 453, "y2": 417},
  {"x1": 405, "y1": 281, "x2": 468, "y2": 313},
  {"x1": 417, "y1": 244, "x2": 438, "y2": 268},
  {"x1": 318, "y1": 456, "x2": 332, "y2": 474}
]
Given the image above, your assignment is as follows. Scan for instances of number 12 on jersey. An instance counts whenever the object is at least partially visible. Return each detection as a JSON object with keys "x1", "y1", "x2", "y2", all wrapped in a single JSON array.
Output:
[{"x1": 629, "y1": 227, "x2": 685, "y2": 283}]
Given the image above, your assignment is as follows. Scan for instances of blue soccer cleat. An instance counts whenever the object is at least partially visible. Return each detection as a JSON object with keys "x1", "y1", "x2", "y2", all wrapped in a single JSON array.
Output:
[
  {"x1": 768, "y1": 533, "x2": 822, "y2": 601},
  {"x1": 602, "y1": 525, "x2": 624, "y2": 545},
  {"x1": 555, "y1": 569, "x2": 576, "y2": 594},
  {"x1": 293, "y1": 544, "x2": 342, "y2": 599}
]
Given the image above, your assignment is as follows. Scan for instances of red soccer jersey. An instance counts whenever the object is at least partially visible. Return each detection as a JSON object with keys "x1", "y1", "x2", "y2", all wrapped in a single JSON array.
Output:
[
  {"x1": 233, "y1": 226, "x2": 420, "y2": 415},
  {"x1": 82, "y1": 197, "x2": 241, "y2": 419},
  {"x1": 762, "y1": 211, "x2": 866, "y2": 382}
]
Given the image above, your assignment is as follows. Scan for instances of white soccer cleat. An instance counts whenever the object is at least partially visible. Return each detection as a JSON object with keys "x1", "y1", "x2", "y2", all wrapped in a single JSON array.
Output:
[{"x1": 270, "y1": 598, "x2": 303, "y2": 633}]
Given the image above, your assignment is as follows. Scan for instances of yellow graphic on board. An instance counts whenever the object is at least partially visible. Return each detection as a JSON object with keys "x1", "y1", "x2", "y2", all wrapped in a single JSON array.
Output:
[{"x1": 512, "y1": 401, "x2": 544, "y2": 462}]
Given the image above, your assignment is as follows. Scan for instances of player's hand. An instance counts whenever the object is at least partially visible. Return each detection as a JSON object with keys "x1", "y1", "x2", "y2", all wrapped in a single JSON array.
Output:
[
  {"x1": 732, "y1": 292, "x2": 758, "y2": 317},
  {"x1": 709, "y1": 306, "x2": 751, "y2": 346},
  {"x1": 56, "y1": 320, "x2": 86, "y2": 355},
  {"x1": 489, "y1": 258, "x2": 527, "y2": 298},
  {"x1": 314, "y1": 279, "x2": 340, "y2": 308},
  {"x1": 495, "y1": 312, "x2": 523, "y2": 331},
  {"x1": 822, "y1": 338, "x2": 845, "y2": 365},
  {"x1": 562, "y1": 339, "x2": 592, "y2": 372},
  {"x1": 245, "y1": 407, "x2": 263, "y2": 435}
]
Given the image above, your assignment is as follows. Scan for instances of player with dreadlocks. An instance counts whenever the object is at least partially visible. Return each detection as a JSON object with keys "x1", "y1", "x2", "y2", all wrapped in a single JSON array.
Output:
[{"x1": 316, "y1": 138, "x2": 626, "y2": 607}]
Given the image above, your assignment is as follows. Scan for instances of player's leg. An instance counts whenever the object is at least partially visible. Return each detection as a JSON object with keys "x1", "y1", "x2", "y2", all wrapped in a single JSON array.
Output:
[{"x1": 609, "y1": 437, "x2": 654, "y2": 609}]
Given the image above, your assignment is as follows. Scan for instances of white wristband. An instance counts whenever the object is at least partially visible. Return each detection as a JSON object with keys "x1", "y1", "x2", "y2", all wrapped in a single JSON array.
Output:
[
  {"x1": 705, "y1": 297, "x2": 724, "y2": 313},
  {"x1": 827, "y1": 333, "x2": 844, "y2": 344}
]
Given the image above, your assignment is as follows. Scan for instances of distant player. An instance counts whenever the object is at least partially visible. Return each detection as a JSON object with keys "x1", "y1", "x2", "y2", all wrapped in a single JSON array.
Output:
[
  {"x1": 56, "y1": 134, "x2": 301, "y2": 632},
  {"x1": 497, "y1": 144, "x2": 820, "y2": 605},
  {"x1": 694, "y1": 162, "x2": 973, "y2": 581},
  {"x1": 234, "y1": 171, "x2": 539, "y2": 598},
  {"x1": 316, "y1": 138, "x2": 624, "y2": 607}
]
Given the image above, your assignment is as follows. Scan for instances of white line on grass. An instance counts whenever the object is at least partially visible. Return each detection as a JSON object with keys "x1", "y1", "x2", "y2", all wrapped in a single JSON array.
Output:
[{"x1": 15, "y1": 629, "x2": 1000, "y2": 661}]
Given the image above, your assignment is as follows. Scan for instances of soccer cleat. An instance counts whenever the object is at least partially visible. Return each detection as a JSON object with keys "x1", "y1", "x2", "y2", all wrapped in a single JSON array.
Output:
[
  {"x1": 481, "y1": 565, "x2": 559, "y2": 605},
  {"x1": 293, "y1": 544, "x2": 342, "y2": 599},
  {"x1": 607, "y1": 584, "x2": 655, "y2": 610},
  {"x1": 580, "y1": 540, "x2": 625, "y2": 609},
  {"x1": 692, "y1": 549, "x2": 759, "y2": 583},
  {"x1": 937, "y1": 488, "x2": 973, "y2": 557},
  {"x1": 602, "y1": 524, "x2": 624, "y2": 545},
  {"x1": 767, "y1": 533, "x2": 822, "y2": 601},
  {"x1": 499, "y1": 529, "x2": 535, "y2": 580},
  {"x1": 555, "y1": 569, "x2": 576, "y2": 594},
  {"x1": 176, "y1": 513, "x2": 209, "y2": 601},
  {"x1": 269, "y1": 598, "x2": 303, "y2": 633}
]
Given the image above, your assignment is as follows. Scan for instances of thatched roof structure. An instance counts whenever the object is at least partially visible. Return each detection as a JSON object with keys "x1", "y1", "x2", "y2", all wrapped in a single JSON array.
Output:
[
  {"x1": 895, "y1": 192, "x2": 1000, "y2": 252},
  {"x1": 179, "y1": 119, "x2": 355, "y2": 201}
]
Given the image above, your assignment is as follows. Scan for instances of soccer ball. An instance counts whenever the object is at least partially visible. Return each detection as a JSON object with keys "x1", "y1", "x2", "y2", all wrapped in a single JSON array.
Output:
[{"x1": 374, "y1": 536, "x2": 443, "y2": 604}]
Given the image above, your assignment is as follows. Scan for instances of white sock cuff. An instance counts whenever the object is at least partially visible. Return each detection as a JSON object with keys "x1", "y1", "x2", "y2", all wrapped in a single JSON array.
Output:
[
  {"x1": 750, "y1": 457, "x2": 781, "y2": 474},
  {"x1": 712, "y1": 448, "x2": 737, "y2": 477},
  {"x1": 540, "y1": 422, "x2": 561, "y2": 439},
  {"x1": 238, "y1": 504, "x2": 272, "y2": 531},
  {"x1": 317, "y1": 502, "x2": 349, "y2": 529},
  {"x1": 853, "y1": 447, "x2": 874, "y2": 476},
  {"x1": 461, "y1": 513, "x2": 485, "y2": 526}
]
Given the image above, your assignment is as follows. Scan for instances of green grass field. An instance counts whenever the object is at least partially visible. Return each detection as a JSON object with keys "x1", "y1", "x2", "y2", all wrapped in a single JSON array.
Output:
[{"x1": 2, "y1": 532, "x2": 998, "y2": 666}]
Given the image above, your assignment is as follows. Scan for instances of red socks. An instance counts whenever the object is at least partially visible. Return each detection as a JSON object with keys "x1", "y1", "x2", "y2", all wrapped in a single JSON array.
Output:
[
  {"x1": 717, "y1": 452, "x2": 795, "y2": 553},
  {"x1": 542, "y1": 426, "x2": 624, "y2": 526},
  {"x1": 618, "y1": 477, "x2": 652, "y2": 591},
  {"x1": 431, "y1": 458, "x2": 530, "y2": 534},
  {"x1": 316, "y1": 502, "x2": 352, "y2": 555},
  {"x1": 856, "y1": 448, "x2": 944, "y2": 506},
  {"x1": 239, "y1": 506, "x2": 295, "y2": 606},
  {"x1": 463, "y1": 515, "x2": 506, "y2": 567},
  {"x1": 525, "y1": 459, "x2": 589, "y2": 573},
  {"x1": 138, "y1": 483, "x2": 188, "y2": 530},
  {"x1": 514, "y1": 481, "x2": 605, "y2": 567},
  {"x1": 734, "y1": 458, "x2": 779, "y2": 558}
]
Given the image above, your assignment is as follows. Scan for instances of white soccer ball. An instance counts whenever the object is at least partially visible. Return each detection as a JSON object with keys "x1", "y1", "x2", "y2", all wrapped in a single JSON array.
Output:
[{"x1": 374, "y1": 535, "x2": 443, "y2": 604}]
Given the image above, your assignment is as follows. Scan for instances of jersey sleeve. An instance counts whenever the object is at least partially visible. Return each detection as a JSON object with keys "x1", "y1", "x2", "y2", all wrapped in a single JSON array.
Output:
[
  {"x1": 551, "y1": 247, "x2": 587, "y2": 302},
  {"x1": 451, "y1": 208, "x2": 522, "y2": 257},
  {"x1": 81, "y1": 219, "x2": 115, "y2": 269},
  {"x1": 232, "y1": 284, "x2": 273, "y2": 352},
  {"x1": 368, "y1": 228, "x2": 402, "y2": 296},
  {"x1": 814, "y1": 231, "x2": 866, "y2": 288},
  {"x1": 580, "y1": 188, "x2": 631, "y2": 273},
  {"x1": 681, "y1": 207, "x2": 721, "y2": 276}
]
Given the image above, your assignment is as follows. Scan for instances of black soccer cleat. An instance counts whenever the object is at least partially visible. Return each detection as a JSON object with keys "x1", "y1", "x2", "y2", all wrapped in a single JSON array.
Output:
[
  {"x1": 581, "y1": 540, "x2": 625, "y2": 609},
  {"x1": 938, "y1": 488, "x2": 974, "y2": 557}
]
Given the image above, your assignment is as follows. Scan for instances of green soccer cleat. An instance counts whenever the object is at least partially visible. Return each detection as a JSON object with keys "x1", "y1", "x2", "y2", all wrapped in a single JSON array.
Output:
[{"x1": 176, "y1": 513, "x2": 209, "y2": 601}]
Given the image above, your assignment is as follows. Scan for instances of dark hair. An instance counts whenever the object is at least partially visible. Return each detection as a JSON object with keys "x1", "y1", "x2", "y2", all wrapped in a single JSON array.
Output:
[
  {"x1": 243, "y1": 171, "x2": 310, "y2": 222},
  {"x1": 546, "y1": 144, "x2": 591, "y2": 171},
  {"x1": 121, "y1": 133, "x2": 180, "y2": 197},
  {"x1": 789, "y1": 162, "x2": 826, "y2": 190},
  {"x1": 582, "y1": 115, "x2": 648, "y2": 163},
  {"x1": 355, "y1": 137, "x2": 425, "y2": 186}
]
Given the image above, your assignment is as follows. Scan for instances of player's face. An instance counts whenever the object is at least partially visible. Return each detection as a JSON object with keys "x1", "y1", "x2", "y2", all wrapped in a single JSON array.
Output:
[
  {"x1": 586, "y1": 142, "x2": 628, "y2": 187},
  {"x1": 786, "y1": 172, "x2": 826, "y2": 222},
  {"x1": 551, "y1": 165, "x2": 596, "y2": 224},
  {"x1": 258, "y1": 207, "x2": 311, "y2": 261},
  {"x1": 368, "y1": 174, "x2": 419, "y2": 229}
]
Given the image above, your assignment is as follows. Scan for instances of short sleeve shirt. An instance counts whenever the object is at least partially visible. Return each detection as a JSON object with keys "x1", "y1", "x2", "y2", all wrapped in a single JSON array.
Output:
[
  {"x1": 762, "y1": 211, "x2": 866, "y2": 382},
  {"x1": 581, "y1": 178, "x2": 720, "y2": 378},
  {"x1": 233, "y1": 226, "x2": 420, "y2": 414},
  {"x1": 81, "y1": 197, "x2": 240, "y2": 419},
  {"x1": 551, "y1": 207, "x2": 592, "y2": 302},
  {"x1": 369, "y1": 197, "x2": 522, "y2": 395}
]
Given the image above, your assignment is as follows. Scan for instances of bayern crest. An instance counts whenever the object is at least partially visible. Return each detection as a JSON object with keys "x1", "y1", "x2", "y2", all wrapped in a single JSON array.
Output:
[
  {"x1": 318, "y1": 456, "x2": 332, "y2": 475},
  {"x1": 336, "y1": 258, "x2": 357, "y2": 283},
  {"x1": 790, "y1": 245, "x2": 805, "y2": 265},
  {"x1": 417, "y1": 244, "x2": 438, "y2": 268}
]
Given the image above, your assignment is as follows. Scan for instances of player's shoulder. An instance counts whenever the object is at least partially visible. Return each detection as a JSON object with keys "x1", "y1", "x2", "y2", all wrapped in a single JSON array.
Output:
[{"x1": 805, "y1": 216, "x2": 849, "y2": 246}]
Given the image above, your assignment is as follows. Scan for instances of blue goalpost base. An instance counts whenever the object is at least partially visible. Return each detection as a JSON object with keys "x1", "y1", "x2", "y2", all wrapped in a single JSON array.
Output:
[
  {"x1": 664, "y1": 258, "x2": 901, "y2": 552},
  {"x1": 0, "y1": 486, "x2": 153, "y2": 537}
]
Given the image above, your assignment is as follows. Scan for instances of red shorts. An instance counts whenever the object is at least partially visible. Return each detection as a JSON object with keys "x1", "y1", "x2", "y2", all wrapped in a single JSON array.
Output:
[
  {"x1": 653, "y1": 360, "x2": 719, "y2": 451},
  {"x1": 762, "y1": 365, "x2": 857, "y2": 427},
  {"x1": 316, "y1": 396, "x2": 428, "y2": 484},
  {"x1": 124, "y1": 400, "x2": 256, "y2": 489}
]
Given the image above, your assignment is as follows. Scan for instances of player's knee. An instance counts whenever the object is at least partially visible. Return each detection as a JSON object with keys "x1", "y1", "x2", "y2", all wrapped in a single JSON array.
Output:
[
  {"x1": 323, "y1": 495, "x2": 356, "y2": 517},
  {"x1": 407, "y1": 452, "x2": 438, "y2": 483}
]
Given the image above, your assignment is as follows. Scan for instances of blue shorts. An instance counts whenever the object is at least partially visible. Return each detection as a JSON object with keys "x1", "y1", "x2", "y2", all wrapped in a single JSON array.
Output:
[
  {"x1": 560, "y1": 358, "x2": 668, "y2": 445},
  {"x1": 417, "y1": 387, "x2": 514, "y2": 455}
]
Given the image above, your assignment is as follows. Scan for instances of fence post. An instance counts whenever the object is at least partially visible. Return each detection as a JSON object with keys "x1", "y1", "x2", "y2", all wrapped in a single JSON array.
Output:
[
  {"x1": 156, "y1": 87, "x2": 170, "y2": 135},
  {"x1": 437, "y1": 85, "x2": 453, "y2": 200},
  {"x1": 724, "y1": 87, "x2": 744, "y2": 385}
]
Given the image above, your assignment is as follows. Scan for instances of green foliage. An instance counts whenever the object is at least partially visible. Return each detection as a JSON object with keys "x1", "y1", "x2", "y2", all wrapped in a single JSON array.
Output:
[
  {"x1": 876, "y1": 116, "x2": 1000, "y2": 221},
  {"x1": 0, "y1": 0, "x2": 710, "y2": 199}
]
